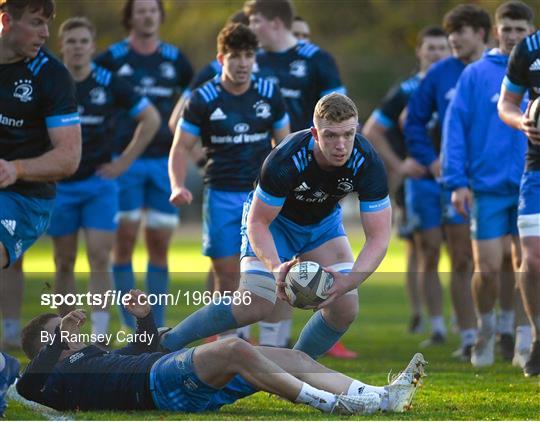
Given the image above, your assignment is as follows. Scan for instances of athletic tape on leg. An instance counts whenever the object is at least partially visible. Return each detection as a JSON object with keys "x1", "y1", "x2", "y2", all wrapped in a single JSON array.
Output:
[{"x1": 240, "y1": 260, "x2": 277, "y2": 304}]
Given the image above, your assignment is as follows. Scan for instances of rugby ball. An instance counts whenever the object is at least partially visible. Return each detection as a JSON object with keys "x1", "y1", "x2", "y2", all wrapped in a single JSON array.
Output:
[
  {"x1": 528, "y1": 96, "x2": 540, "y2": 128},
  {"x1": 284, "y1": 261, "x2": 334, "y2": 309}
]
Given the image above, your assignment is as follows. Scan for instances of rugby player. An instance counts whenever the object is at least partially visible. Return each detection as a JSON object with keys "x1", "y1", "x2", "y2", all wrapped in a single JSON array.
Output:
[
  {"x1": 292, "y1": 16, "x2": 310, "y2": 42},
  {"x1": 362, "y1": 26, "x2": 450, "y2": 334},
  {"x1": 443, "y1": 1, "x2": 534, "y2": 368},
  {"x1": 162, "y1": 93, "x2": 391, "y2": 362},
  {"x1": 169, "y1": 23, "x2": 290, "y2": 340},
  {"x1": 95, "y1": 0, "x2": 193, "y2": 329},
  {"x1": 49, "y1": 17, "x2": 160, "y2": 339},
  {"x1": 16, "y1": 290, "x2": 426, "y2": 415},
  {"x1": 404, "y1": 4, "x2": 491, "y2": 358},
  {"x1": 245, "y1": 0, "x2": 351, "y2": 356},
  {"x1": 498, "y1": 5, "x2": 540, "y2": 378},
  {"x1": 0, "y1": 0, "x2": 81, "y2": 414}
]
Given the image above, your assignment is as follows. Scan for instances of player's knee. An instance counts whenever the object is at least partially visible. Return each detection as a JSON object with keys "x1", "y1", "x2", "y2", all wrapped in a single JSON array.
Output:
[
  {"x1": 451, "y1": 252, "x2": 472, "y2": 273},
  {"x1": 87, "y1": 248, "x2": 111, "y2": 272},
  {"x1": 54, "y1": 249, "x2": 77, "y2": 273},
  {"x1": 523, "y1": 251, "x2": 540, "y2": 273},
  {"x1": 226, "y1": 337, "x2": 256, "y2": 362},
  {"x1": 326, "y1": 303, "x2": 358, "y2": 327}
]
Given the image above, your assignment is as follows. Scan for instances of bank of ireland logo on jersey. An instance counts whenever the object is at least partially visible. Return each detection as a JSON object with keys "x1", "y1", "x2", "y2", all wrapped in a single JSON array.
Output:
[
  {"x1": 254, "y1": 100, "x2": 271, "y2": 119},
  {"x1": 13, "y1": 79, "x2": 33, "y2": 103},
  {"x1": 290, "y1": 60, "x2": 307, "y2": 78}
]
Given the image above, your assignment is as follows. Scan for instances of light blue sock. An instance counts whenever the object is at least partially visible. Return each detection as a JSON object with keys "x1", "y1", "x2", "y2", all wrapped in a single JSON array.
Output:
[
  {"x1": 112, "y1": 263, "x2": 136, "y2": 330},
  {"x1": 162, "y1": 302, "x2": 239, "y2": 351},
  {"x1": 293, "y1": 311, "x2": 346, "y2": 359},
  {"x1": 146, "y1": 263, "x2": 169, "y2": 327}
]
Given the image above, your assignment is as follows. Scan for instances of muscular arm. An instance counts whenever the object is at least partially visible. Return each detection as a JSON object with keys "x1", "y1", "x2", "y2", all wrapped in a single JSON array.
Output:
[
  {"x1": 350, "y1": 206, "x2": 392, "y2": 286},
  {"x1": 168, "y1": 128, "x2": 200, "y2": 206},
  {"x1": 362, "y1": 116, "x2": 403, "y2": 174},
  {"x1": 246, "y1": 194, "x2": 283, "y2": 273},
  {"x1": 0, "y1": 125, "x2": 81, "y2": 188}
]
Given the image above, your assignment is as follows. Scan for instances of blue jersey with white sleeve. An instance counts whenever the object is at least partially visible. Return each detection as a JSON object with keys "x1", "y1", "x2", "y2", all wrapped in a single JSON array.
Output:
[
  {"x1": 255, "y1": 42, "x2": 345, "y2": 132},
  {"x1": 180, "y1": 76, "x2": 289, "y2": 190},
  {"x1": 95, "y1": 40, "x2": 193, "y2": 157},
  {"x1": 70, "y1": 65, "x2": 150, "y2": 181},
  {"x1": 255, "y1": 130, "x2": 389, "y2": 225},
  {"x1": 0, "y1": 49, "x2": 80, "y2": 198},
  {"x1": 405, "y1": 56, "x2": 466, "y2": 168},
  {"x1": 503, "y1": 31, "x2": 540, "y2": 170}
]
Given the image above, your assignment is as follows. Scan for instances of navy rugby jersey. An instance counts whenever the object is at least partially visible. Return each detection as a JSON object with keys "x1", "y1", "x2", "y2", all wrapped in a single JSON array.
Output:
[
  {"x1": 503, "y1": 30, "x2": 540, "y2": 171},
  {"x1": 16, "y1": 314, "x2": 162, "y2": 411},
  {"x1": 68, "y1": 65, "x2": 150, "y2": 181},
  {"x1": 95, "y1": 40, "x2": 193, "y2": 157},
  {"x1": 255, "y1": 42, "x2": 345, "y2": 132},
  {"x1": 255, "y1": 130, "x2": 389, "y2": 225},
  {"x1": 0, "y1": 49, "x2": 79, "y2": 198},
  {"x1": 180, "y1": 76, "x2": 289, "y2": 190},
  {"x1": 372, "y1": 74, "x2": 421, "y2": 160}
]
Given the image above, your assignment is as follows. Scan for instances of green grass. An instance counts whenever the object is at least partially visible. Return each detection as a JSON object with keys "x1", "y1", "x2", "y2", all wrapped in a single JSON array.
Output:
[{"x1": 3, "y1": 231, "x2": 539, "y2": 420}]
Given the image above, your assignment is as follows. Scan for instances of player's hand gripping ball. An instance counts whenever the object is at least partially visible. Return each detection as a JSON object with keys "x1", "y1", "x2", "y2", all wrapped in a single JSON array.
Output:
[
  {"x1": 284, "y1": 261, "x2": 334, "y2": 309},
  {"x1": 528, "y1": 96, "x2": 540, "y2": 128}
]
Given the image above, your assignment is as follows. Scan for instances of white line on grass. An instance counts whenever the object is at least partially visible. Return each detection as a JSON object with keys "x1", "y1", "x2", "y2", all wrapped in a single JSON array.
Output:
[{"x1": 7, "y1": 383, "x2": 74, "y2": 421}]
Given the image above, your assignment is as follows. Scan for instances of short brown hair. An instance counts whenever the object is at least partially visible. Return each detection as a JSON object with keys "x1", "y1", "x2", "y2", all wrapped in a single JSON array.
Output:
[
  {"x1": 495, "y1": 1, "x2": 534, "y2": 24},
  {"x1": 122, "y1": 0, "x2": 164, "y2": 31},
  {"x1": 314, "y1": 93, "x2": 358, "y2": 124},
  {"x1": 443, "y1": 4, "x2": 491, "y2": 43},
  {"x1": 21, "y1": 313, "x2": 58, "y2": 360},
  {"x1": 416, "y1": 26, "x2": 447, "y2": 48},
  {"x1": 244, "y1": 0, "x2": 294, "y2": 29},
  {"x1": 228, "y1": 9, "x2": 249, "y2": 25},
  {"x1": 0, "y1": 0, "x2": 54, "y2": 20},
  {"x1": 217, "y1": 23, "x2": 258, "y2": 55},
  {"x1": 58, "y1": 16, "x2": 96, "y2": 40}
]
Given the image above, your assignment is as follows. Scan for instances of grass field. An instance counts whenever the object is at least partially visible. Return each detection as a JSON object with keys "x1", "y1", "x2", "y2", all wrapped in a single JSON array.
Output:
[{"x1": 2, "y1": 226, "x2": 539, "y2": 420}]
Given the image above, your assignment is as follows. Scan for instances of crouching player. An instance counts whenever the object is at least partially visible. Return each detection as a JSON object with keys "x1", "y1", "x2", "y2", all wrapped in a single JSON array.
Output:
[
  {"x1": 161, "y1": 93, "x2": 392, "y2": 360},
  {"x1": 15, "y1": 290, "x2": 426, "y2": 415}
]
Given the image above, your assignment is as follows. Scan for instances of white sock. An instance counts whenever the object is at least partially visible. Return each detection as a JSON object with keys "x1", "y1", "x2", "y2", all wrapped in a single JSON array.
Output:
[
  {"x1": 295, "y1": 382, "x2": 336, "y2": 413},
  {"x1": 515, "y1": 325, "x2": 532, "y2": 351},
  {"x1": 0, "y1": 353, "x2": 5, "y2": 372},
  {"x1": 430, "y1": 316, "x2": 446, "y2": 335},
  {"x1": 478, "y1": 311, "x2": 496, "y2": 334},
  {"x1": 347, "y1": 379, "x2": 385, "y2": 396},
  {"x1": 259, "y1": 321, "x2": 280, "y2": 346},
  {"x1": 2, "y1": 319, "x2": 20, "y2": 341},
  {"x1": 277, "y1": 319, "x2": 292, "y2": 347},
  {"x1": 460, "y1": 329, "x2": 477, "y2": 347},
  {"x1": 497, "y1": 310, "x2": 514, "y2": 334},
  {"x1": 91, "y1": 311, "x2": 110, "y2": 337},
  {"x1": 236, "y1": 325, "x2": 251, "y2": 341}
]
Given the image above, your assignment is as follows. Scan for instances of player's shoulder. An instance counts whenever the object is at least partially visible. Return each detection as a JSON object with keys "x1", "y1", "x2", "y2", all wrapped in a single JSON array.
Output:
[
  {"x1": 26, "y1": 49, "x2": 68, "y2": 78},
  {"x1": 520, "y1": 30, "x2": 540, "y2": 56},
  {"x1": 353, "y1": 133, "x2": 379, "y2": 157},
  {"x1": 426, "y1": 56, "x2": 461, "y2": 78},
  {"x1": 159, "y1": 41, "x2": 182, "y2": 61},
  {"x1": 267, "y1": 129, "x2": 312, "y2": 167},
  {"x1": 254, "y1": 76, "x2": 278, "y2": 99},
  {"x1": 90, "y1": 65, "x2": 113, "y2": 87},
  {"x1": 295, "y1": 41, "x2": 334, "y2": 62},
  {"x1": 192, "y1": 77, "x2": 221, "y2": 104},
  {"x1": 399, "y1": 74, "x2": 421, "y2": 95},
  {"x1": 106, "y1": 39, "x2": 130, "y2": 60}
]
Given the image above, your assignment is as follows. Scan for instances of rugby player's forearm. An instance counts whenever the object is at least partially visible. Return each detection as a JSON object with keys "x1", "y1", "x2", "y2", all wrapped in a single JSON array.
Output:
[
  {"x1": 248, "y1": 222, "x2": 281, "y2": 272},
  {"x1": 350, "y1": 236, "x2": 389, "y2": 286},
  {"x1": 363, "y1": 122, "x2": 402, "y2": 173},
  {"x1": 498, "y1": 101, "x2": 523, "y2": 131},
  {"x1": 119, "y1": 106, "x2": 160, "y2": 165},
  {"x1": 13, "y1": 141, "x2": 81, "y2": 182},
  {"x1": 168, "y1": 142, "x2": 189, "y2": 189}
]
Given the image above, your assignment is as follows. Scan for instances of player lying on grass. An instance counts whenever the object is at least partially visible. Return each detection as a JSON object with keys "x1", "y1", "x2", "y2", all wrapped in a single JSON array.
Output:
[{"x1": 11, "y1": 290, "x2": 426, "y2": 415}]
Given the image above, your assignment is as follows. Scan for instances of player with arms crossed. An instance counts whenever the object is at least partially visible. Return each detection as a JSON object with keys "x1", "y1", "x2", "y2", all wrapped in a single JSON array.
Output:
[
  {"x1": 498, "y1": 13, "x2": 540, "y2": 378},
  {"x1": 48, "y1": 17, "x2": 160, "y2": 339},
  {"x1": 443, "y1": 1, "x2": 534, "y2": 368},
  {"x1": 169, "y1": 23, "x2": 289, "y2": 340},
  {"x1": 162, "y1": 93, "x2": 391, "y2": 362},
  {"x1": 0, "y1": 0, "x2": 81, "y2": 415},
  {"x1": 95, "y1": 0, "x2": 193, "y2": 328}
]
